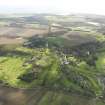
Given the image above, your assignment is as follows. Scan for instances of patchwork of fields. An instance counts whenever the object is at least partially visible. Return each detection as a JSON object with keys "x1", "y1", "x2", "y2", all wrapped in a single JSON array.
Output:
[{"x1": 0, "y1": 14, "x2": 105, "y2": 105}]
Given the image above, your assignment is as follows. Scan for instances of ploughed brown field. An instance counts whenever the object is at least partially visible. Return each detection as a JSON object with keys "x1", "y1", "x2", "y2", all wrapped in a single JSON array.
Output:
[
  {"x1": 0, "y1": 27, "x2": 97, "y2": 45},
  {"x1": 0, "y1": 27, "x2": 48, "y2": 45},
  {"x1": 0, "y1": 85, "x2": 97, "y2": 105}
]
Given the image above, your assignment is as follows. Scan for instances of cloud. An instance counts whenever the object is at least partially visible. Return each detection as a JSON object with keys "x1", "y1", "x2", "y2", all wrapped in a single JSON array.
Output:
[{"x1": 0, "y1": 0, "x2": 104, "y2": 15}]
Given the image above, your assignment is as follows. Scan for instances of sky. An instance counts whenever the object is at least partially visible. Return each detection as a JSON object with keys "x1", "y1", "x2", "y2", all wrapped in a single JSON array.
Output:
[{"x1": 0, "y1": 0, "x2": 105, "y2": 15}]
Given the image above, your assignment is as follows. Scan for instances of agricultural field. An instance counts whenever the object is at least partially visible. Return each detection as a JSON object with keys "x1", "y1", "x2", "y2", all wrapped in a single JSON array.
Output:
[{"x1": 0, "y1": 14, "x2": 105, "y2": 105}]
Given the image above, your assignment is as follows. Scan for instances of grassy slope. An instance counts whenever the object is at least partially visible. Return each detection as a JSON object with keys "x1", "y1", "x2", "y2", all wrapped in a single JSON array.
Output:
[
  {"x1": 0, "y1": 46, "x2": 104, "y2": 96},
  {"x1": 0, "y1": 31, "x2": 105, "y2": 97}
]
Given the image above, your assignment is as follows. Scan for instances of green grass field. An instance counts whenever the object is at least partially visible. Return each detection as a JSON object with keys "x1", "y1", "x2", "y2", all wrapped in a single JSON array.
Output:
[{"x1": 0, "y1": 43, "x2": 105, "y2": 98}]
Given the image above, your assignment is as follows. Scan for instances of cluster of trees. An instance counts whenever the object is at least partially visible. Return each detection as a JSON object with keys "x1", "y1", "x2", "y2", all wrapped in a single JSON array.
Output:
[
  {"x1": 18, "y1": 72, "x2": 36, "y2": 82},
  {"x1": 24, "y1": 36, "x2": 67, "y2": 49},
  {"x1": 69, "y1": 42, "x2": 102, "y2": 67},
  {"x1": 24, "y1": 36, "x2": 103, "y2": 70},
  {"x1": 24, "y1": 36, "x2": 47, "y2": 48}
]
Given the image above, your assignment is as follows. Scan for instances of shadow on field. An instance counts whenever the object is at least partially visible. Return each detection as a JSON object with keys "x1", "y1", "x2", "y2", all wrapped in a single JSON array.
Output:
[{"x1": 0, "y1": 50, "x2": 32, "y2": 57}]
